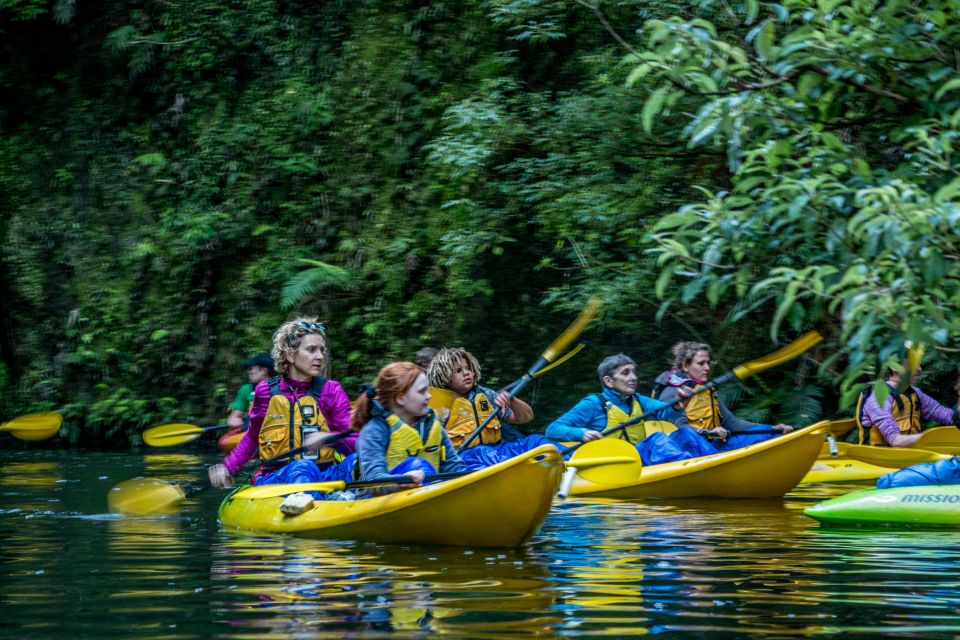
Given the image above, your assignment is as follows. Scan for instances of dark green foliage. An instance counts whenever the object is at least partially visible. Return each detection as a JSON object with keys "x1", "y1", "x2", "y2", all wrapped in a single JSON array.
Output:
[{"x1": 1, "y1": 0, "x2": 954, "y2": 445}]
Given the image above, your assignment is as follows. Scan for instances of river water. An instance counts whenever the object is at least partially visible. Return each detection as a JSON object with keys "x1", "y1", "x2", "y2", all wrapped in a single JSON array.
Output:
[{"x1": 3, "y1": 448, "x2": 960, "y2": 638}]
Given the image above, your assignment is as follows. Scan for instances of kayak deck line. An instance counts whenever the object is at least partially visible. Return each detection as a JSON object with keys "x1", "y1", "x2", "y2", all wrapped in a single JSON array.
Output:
[
  {"x1": 568, "y1": 421, "x2": 830, "y2": 500},
  {"x1": 218, "y1": 444, "x2": 563, "y2": 547}
]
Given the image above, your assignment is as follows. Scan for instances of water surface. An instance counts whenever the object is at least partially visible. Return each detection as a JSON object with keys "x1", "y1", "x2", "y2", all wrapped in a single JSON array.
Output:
[{"x1": 3, "y1": 449, "x2": 959, "y2": 638}]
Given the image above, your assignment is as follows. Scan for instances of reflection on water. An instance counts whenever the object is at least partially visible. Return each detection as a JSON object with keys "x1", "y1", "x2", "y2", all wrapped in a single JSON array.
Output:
[
  {"x1": 3, "y1": 450, "x2": 960, "y2": 637},
  {"x1": 210, "y1": 534, "x2": 560, "y2": 636}
]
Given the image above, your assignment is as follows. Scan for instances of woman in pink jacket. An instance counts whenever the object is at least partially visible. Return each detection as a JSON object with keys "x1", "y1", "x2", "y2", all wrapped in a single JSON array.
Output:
[{"x1": 208, "y1": 317, "x2": 356, "y2": 487}]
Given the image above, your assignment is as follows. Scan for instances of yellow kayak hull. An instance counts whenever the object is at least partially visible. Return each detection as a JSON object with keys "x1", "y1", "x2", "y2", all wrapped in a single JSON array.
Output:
[
  {"x1": 569, "y1": 422, "x2": 830, "y2": 499},
  {"x1": 800, "y1": 458, "x2": 890, "y2": 484},
  {"x1": 798, "y1": 425, "x2": 960, "y2": 483},
  {"x1": 218, "y1": 445, "x2": 562, "y2": 547}
]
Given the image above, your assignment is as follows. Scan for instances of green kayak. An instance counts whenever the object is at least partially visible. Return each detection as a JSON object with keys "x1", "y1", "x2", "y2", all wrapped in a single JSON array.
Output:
[{"x1": 805, "y1": 485, "x2": 960, "y2": 526}]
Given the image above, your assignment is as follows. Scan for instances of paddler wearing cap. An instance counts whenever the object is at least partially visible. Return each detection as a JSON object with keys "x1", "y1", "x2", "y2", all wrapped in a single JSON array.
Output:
[{"x1": 225, "y1": 351, "x2": 275, "y2": 433}]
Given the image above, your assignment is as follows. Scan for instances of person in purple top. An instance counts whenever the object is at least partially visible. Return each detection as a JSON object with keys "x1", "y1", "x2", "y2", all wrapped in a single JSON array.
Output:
[
  {"x1": 876, "y1": 379, "x2": 960, "y2": 488},
  {"x1": 208, "y1": 317, "x2": 356, "y2": 488},
  {"x1": 857, "y1": 361, "x2": 958, "y2": 447}
]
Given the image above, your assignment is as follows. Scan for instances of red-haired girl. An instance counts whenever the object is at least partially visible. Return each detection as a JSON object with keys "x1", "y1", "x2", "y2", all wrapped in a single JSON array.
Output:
[{"x1": 353, "y1": 361, "x2": 466, "y2": 483}]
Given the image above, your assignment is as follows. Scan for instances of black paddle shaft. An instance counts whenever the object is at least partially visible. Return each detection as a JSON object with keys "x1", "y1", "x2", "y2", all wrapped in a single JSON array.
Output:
[
  {"x1": 456, "y1": 358, "x2": 546, "y2": 453},
  {"x1": 561, "y1": 379, "x2": 723, "y2": 456}
]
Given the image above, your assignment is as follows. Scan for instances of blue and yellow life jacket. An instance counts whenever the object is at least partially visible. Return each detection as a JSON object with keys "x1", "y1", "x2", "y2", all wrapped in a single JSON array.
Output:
[
  {"x1": 258, "y1": 376, "x2": 335, "y2": 464},
  {"x1": 597, "y1": 394, "x2": 648, "y2": 443},
  {"x1": 856, "y1": 384, "x2": 920, "y2": 446},
  {"x1": 442, "y1": 388, "x2": 502, "y2": 449},
  {"x1": 382, "y1": 411, "x2": 447, "y2": 470}
]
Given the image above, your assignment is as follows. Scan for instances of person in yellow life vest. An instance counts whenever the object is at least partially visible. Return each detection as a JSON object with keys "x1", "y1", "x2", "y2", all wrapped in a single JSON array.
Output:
[
  {"x1": 427, "y1": 347, "x2": 552, "y2": 469},
  {"x1": 856, "y1": 361, "x2": 957, "y2": 447},
  {"x1": 354, "y1": 361, "x2": 466, "y2": 484},
  {"x1": 207, "y1": 318, "x2": 357, "y2": 489},
  {"x1": 546, "y1": 353, "x2": 708, "y2": 465},
  {"x1": 653, "y1": 342, "x2": 793, "y2": 452}
]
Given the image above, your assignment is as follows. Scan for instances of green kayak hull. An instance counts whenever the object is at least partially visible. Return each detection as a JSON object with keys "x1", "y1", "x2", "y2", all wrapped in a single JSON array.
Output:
[{"x1": 805, "y1": 485, "x2": 960, "y2": 526}]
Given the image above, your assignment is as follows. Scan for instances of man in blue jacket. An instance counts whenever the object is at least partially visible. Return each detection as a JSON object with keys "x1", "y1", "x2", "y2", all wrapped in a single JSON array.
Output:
[{"x1": 546, "y1": 354, "x2": 716, "y2": 465}]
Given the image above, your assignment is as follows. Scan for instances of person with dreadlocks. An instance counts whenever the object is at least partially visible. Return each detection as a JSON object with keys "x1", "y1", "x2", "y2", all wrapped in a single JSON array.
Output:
[
  {"x1": 207, "y1": 317, "x2": 356, "y2": 489},
  {"x1": 427, "y1": 347, "x2": 553, "y2": 468},
  {"x1": 354, "y1": 361, "x2": 466, "y2": 483}
]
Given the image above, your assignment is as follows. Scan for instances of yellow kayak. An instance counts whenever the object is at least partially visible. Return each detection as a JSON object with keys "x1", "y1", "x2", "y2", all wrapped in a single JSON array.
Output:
[
  {"x1": 568, "y1": 421, "x2": 830, "y2": 499},
  {"x1": 800, "y1": 458, "x2": 890, "y2": 484},
  {"x1": 799, "y1": 424, "x2": 960, "y2": 484},
  {"x1": 218, "y1": 444, "x2": 562, "y2": 547}
]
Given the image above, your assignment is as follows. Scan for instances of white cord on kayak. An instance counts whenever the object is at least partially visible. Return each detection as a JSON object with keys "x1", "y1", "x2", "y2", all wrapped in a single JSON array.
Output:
[
  {"x1": 827, "y1": 434, "x2": 839, "y2": 458},
  {"x1": 557, "y1": 466, "x2": 579, "y2": 500}
]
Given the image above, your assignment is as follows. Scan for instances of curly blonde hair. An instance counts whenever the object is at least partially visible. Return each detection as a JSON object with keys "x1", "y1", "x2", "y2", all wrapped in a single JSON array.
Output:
[
  {"x1": 270, "y1": 317, "x2": 328, "y2": 376},
  {"x1": 427, "y1": 347, "x2": 481, "y2": 389}
]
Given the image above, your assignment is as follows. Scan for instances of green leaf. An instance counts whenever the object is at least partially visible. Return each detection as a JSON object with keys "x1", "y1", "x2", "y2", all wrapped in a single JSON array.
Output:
[
  {"x1": 642, "y1": 86, "x2": 668, "y2": 133},
  {"x1": 655, "y1": 265, "x2": 675, "y2": 299},
  {"x1": 934, "y1": 77, "x2": 960, "y2": 100},
  {"x1": 935, "y1": 178, "x2": 960, "y2": 203},
  {"x1": 626, "y1": 63, "x2": 653, "y2": 87}
]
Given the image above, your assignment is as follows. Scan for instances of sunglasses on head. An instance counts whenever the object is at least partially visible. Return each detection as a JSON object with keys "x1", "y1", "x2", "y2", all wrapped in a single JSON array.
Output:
[{"x1": 287, "y1": 321, "x2": 326, "y2": 345}]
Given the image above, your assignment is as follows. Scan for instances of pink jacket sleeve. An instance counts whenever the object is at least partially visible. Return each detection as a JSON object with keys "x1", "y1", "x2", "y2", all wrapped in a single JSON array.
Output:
[
  {"x1": 321, "y1": 379, "x2": 357, "y2": 454},
  {"x1": 223, "y1": 380, "x2": 270, "y2": 474}
]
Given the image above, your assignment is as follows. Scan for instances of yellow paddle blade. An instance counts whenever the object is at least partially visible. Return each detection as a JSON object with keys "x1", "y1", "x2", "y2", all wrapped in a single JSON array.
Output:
[
  {"x1": 108, "y1": 477, "x2": 187, "y2": 516},
  {"x1": 568, "y1": 438, "x2": 642, "y2": 485},
  {"x1": 906, "y1": 340, "x2": 925, "y2": 375},
  {"x1": 844, "y1": 445, "x2": 949, "y2": 469},
  {"x1": 0, "y1": 412, "x2": 63, "y2": 441},
  {"x1": 533, "y1": 342, "x2": 586, "y2": 377},
  {"x1": 829, "y1": 418, "x2": 857, "y2": 438},
  {"x1": 542, "y1": 297, "x2": 602, "y2": 362},
  {"x1": 915, "y1": 426, "x2": 960, "y2": 454},
  {"x1": 142, "y1": 423, "x2": 203, "y2": 447},
  {"x1": 427, "y1": 387, "x2": 459, "y2": 413},
  {"x1": 231, "y1": 481, "x2": 348, "y2": 500},
  {"x1": 731, "y1": 331, "x2": 823, "y2": 380}
]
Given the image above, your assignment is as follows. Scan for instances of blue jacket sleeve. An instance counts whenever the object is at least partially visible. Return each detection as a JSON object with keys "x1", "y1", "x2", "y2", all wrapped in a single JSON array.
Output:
[
  {"x1": 638, "y1": 395, "x2": 691, "y2": 428},
  {"x1": 545, "y1": 396, "x2": 606, "y2": 442},
  {"x1": 356, "y1": 420, "x2": 392, "y2": 481}
]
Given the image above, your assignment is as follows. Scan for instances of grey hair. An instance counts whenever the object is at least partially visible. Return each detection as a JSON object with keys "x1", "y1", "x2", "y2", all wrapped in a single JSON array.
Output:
[{"x1": 598, "y1": 353, "x2": 636, "y2": 384}]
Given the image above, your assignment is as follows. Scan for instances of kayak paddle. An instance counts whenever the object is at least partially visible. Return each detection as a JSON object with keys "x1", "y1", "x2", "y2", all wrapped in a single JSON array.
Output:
[
  {"x1": 893, "y1": 340, "x2": 925, "y2": 394},
  {"x1": 109, "y1": 431, "x2": 354, "y2": 515},
  {"x1": 456, "y1": 297, "x2": 602, "y2": 452},
  {"x1": 141, "y1": 422, "x2": 230, "y2": 447},
  {"x1": 558, "y1": 439, "x2": 642, "y2": 498},
  {"x1": 428, "y1": 343, "x2": 587, "y2": 414},
  {"x1": 0, "y1": 412, "x2": 63, "y2": 441},
  {"x1": 232, "y1": 470, "x2": 472, "y2": 500},
  {"x1": 557, "y1": 330, "x2": 823, "y2": 497},
  {"x1": 913, "y1": 426, "x2": 960, "y2": 455}
]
